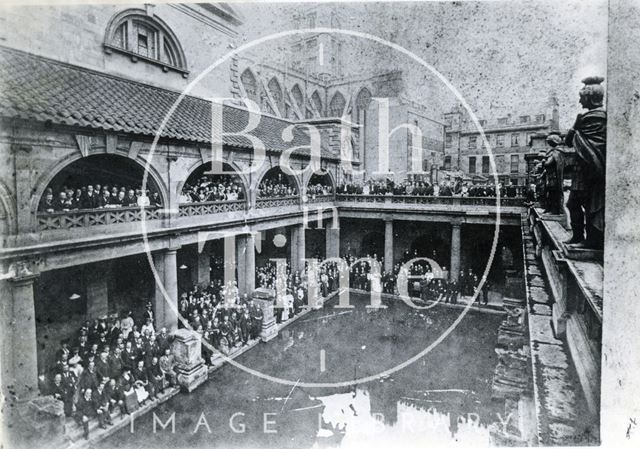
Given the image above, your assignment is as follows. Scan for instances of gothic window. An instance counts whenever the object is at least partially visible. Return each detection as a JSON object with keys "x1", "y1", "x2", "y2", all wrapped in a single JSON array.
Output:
[
  {"x1": 267, "y1": 77, "x2": 284, "y2": 116},
  {"x1": 311, "y1": 91, "x2": 323, "y2": 116},
  {"x1": 104, "y1": 9, "x2": 187, "y2": 75},
  {"x1": 329, "y1": 91, "x2": 346, "y2": 117},
  {"x1": 355, "y1": 87, "x2": 372, "y2": 125},
  {"x1": 291, "y1": 84, "x2": 304, "y2": 111},
  {"x1": 240, "y1": 69, "x2": 258, "y2": 104}
]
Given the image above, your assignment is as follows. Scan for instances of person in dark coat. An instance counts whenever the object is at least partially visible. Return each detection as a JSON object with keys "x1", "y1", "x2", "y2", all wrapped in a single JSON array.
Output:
[{"x1": 75, "y1": 388, "x2": 97, "y2": 440}]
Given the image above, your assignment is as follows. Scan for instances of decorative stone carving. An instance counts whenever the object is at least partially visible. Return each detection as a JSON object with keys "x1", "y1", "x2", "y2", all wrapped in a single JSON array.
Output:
[
  {"x1": 252, "y1": 288, "x2": 278, "y2": 342},
  {"x1": 171, "y1": 329, "x2": 208, "y2": 392}
]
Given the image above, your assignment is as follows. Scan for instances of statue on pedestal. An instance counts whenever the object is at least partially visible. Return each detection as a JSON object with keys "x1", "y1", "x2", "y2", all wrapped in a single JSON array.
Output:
[
  {"x1": 563, "y1": 76, "x2": 607, "y2": 249},
  {"x1": 541, "y1": 134, "x2": 569, "y2": 215}
]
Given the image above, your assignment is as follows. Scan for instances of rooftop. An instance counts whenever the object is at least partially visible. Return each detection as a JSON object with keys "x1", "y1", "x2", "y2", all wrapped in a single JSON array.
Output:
[{"x1": 0, "y1": 46, "x2": 337, "y2": 157}]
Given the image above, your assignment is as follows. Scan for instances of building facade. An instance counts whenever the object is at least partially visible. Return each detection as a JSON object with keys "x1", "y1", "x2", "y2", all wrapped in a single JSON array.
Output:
[{"x1": 443, "y1": 100, "x2": 560, "y2": 186}]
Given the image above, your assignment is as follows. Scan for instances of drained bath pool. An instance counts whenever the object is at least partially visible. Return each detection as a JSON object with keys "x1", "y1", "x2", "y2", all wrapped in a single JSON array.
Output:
[{"x1": 98, "y1": 293, "x2": 505, "y2": 449}]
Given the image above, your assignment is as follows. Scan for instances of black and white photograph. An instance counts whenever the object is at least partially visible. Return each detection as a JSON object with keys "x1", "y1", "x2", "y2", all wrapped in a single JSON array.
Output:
[{"x1": 0, "y1": 0, "x2": 638, "y2": 448}]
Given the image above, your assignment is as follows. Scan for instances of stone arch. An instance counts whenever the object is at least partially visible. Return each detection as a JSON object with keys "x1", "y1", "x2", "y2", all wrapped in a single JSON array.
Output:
[
  {"x1": 180, "y1": 160, "x2": 249, "y2": 206},
  {"x1": 31, "y1": 151, "x2": 168, "y2": 221},
  {"x1": 310, "y1": 90, "x2": 323, "y2": 117},
  {"x1": 306, "y1": 170, "x2": 335, "y2": 193},
  {"x1": 256, "y1": 165, "x2": 301, "y2": 200},
  {"x1": 267, "y1": 76, "x2": 284, "y2": 116},
  {"x1": 104, "y1": 8, "x2": 187, "y2": 70},
  {"x1": 355, "y1": 87, "x2": 372, "y2": 125},
  {"x1": 329, "y1": 91, "x2": 346, "y2": 117},
  {"x1": 0, "y1": 180, "x2": 17, "y2": 236},
  {"x1": 291, "y1": 84, "x2": 304, "y2": 111},
  {"x1": 240, "y1": 68, "x2": 259, "y2": 104}
]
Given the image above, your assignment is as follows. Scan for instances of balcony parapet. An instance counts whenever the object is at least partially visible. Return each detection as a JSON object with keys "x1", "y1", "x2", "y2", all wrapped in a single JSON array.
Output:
[
  {"x1": 37, "y1": 206, "x2": 162, "y2": 231},
  {"x1": 255, "y1": 195, "x2": 300, "y2": 209},
  {"x1": 304, "y1": 194, "x2": 335, "y2": 204},
  {"x1": 178, "y1": 200, "x2": 246, "y2": 217}
]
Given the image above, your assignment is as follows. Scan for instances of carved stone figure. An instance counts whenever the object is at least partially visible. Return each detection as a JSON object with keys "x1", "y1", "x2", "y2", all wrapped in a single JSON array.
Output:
[
  {"x1": 563, "y1": 76, "x2": 607, "y2": 249},
  {"x1": 541, "y1": 134, "x2": 570, "y2": 215}
]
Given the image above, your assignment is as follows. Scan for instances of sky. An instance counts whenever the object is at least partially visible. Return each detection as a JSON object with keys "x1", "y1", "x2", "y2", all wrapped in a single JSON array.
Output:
[{"x1": 233, "y1": 0, "x2": 608, "y2": 129}]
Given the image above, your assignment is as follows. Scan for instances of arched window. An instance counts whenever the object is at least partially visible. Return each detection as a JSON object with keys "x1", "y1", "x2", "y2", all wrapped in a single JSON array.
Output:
[
  {"x1": 355, "y1": 87, "x2": 372, "y2": 125},
  {"x1": 267, "y1": 77, "x2": 284, "y2": 116},
  {"x1": 104, "y1": 9, "x2": 187, "y2": 75},
  {"x1": 240, "y1": 69, "x2": 258, "y2": 104},
  {"x1": 311, "y1": 90, "x2": 323, "y2": 117},
  {"x1": 291, "y1": 84, "x2": 304, "y2": 110},
  {"x1": 329, "y1": 91, "x2": 346, "y2": 117}
]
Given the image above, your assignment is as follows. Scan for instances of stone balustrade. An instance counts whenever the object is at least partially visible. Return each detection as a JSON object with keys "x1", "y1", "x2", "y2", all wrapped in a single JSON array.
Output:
[
  {"x1": 178, "y1": 199, "x2": 246, "y2": 217},
  {"x1": 255, "y1": 195, "x2": 300, "y2": 209},
  {"x1": 32, "y1": 195, "x2": 525, "y2": 234},
  {"x1": 36, "y1": 206, "x2": 162, "y2": 231}
]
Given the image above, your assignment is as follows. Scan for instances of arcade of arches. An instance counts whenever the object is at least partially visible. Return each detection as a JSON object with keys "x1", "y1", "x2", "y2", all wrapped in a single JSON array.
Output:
[{"x1": 32, "y1": 215, "x2": 523, "y2": 379}]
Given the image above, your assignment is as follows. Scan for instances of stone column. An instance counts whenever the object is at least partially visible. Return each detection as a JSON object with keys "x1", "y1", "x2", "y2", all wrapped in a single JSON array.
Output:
[
  {"x1": 153, "y1": 251, "x2": 166, "y2": 330},
  {"x1": 196, "y1": 249, "x2": 210, "y2": 286},
  {"x1": 297, "y1": 224, "x2": 306, "y2": 273},
  {"x1": 290, "y1": 226, "x2": 299, "y2": 272},
  {"x1": 384, "y1": 219, "x2": 394, "y2": 272},
  {"x1": 13, "y1": 145, "x2": 34, "y2": 234},
  {"x1": 326, "y1": 218, "x2": 340, "y2": 259},
  {"x1": 450, "y1": 223, "x2": 462, "y2": 283},
  {"x1": 164, "y1": 248, "x2": 179, "y2": 332},
  {"x1": 236, "y1": 235, "x2": 248, "y2": 296},
  {"x1": 9, "y1": 268, "x2": 39, "y2": 400},
  {"x1": 245, "y1": 233, "x2": 256, "y2": 294},
  {"x1": 85, "y1": 262, "x2": 109, "y2": 320}
]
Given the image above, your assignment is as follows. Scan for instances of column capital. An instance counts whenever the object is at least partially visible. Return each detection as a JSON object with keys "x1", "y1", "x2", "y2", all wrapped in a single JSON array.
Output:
[{"x1": 8, "y1": 261, "x2": 39, "y2": 284}]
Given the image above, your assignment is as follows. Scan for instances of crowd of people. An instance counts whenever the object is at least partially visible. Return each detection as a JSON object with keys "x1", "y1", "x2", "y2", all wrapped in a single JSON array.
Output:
[
  {"x1": 336, "y1": 177, "x2": 524, "y2": 198},
  {"x1": 179, "y1": 174, "x2": 245, "y2": 203},
  {"x1": 40, "y1": 175, "x2": 524, "y2": 214},
  {"x1": 45, "y1": 305, "x2": 175, "y2": 440},
  {"x1": 257, "y1": 177, "x2": 298, "y2": 198},
  {"x1": 39, "y1": 184, "x2": 163, "y2": 213},
  {"x1": 306, "y1": 181, "x2": 333, "y2": 197},
  {"x1": 43, "y1": 247, "x2": 491, "y2": 440}
]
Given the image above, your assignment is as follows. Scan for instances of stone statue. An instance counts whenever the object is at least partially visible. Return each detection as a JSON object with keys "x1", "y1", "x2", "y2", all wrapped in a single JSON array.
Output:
[
  {"x1": 541, "y1": 134, "x2": 570, "y2": 215},
  {"x1": 563, "y1": 76, "x2": 607, "y2": 249}
]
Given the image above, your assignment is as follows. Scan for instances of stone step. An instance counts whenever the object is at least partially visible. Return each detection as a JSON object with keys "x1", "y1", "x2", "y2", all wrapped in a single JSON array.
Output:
[{"x1": 64, "y1": 387, "x2": 179, "y2": 444}]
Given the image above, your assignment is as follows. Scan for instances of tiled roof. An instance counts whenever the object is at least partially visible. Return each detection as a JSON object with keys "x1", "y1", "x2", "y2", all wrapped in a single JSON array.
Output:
[{"x1": 0, "y1": 46, "x2": 333, "y2": 156}]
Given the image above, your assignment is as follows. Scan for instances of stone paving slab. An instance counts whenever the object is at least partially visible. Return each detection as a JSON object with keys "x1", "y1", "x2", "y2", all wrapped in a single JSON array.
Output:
[
  {"x1": 529, "y1": 286, "x2": 550, "y2": 304},
  {"x1": 532, "y1": 303, "x2": 552, "y2": 316},
  {"x1": 529, "y1": 314, "x2": 562, "y2": 345}
]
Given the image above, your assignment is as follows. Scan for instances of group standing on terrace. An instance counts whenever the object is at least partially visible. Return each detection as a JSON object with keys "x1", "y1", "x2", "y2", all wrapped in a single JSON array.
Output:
[{"x1": 39, "y1": 184, "x2": 163, "y2": 213}]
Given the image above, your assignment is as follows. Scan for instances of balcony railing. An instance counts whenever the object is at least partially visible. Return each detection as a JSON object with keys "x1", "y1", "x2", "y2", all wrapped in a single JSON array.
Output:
[
  {"x1": 37, "y1": 206, "x2": 161, "y2": 231},
  {"x1": 305, "y1": 194, "x2": 335, "y2": 204},
  {"x1": 336, "y1": 194, "x2": 525, "y2": 207},
  {"x1": 178, "y1": 200, "x2": 246, "y2": 217},
  {"x1": 255, "y1": 195, "x2": 300, "y2": 209},
  {"x1": 34, "y1": 195, "x2": 524, "y2": 233}
]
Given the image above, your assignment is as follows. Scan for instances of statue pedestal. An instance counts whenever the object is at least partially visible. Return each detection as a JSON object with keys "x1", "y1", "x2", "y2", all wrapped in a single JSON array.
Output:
[
  {"x1": 253, "y1": 288, "x2": 278, "y2": 342},
  {"x1": 5, "y1": 396, "x2": 66, "y2": 449},
  {"x1": 171, "y1": 329, "x2": 208, "y2": 392},
  {"x1": 561, "y1": 243, "x2": 603, "y2": 262}
]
